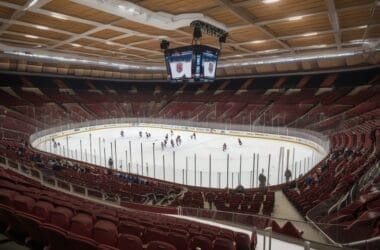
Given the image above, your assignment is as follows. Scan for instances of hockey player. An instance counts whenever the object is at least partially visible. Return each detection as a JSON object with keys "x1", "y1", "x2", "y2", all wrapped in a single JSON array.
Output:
[
  {"x1": 120, "y1": 130, "x2": 124, "y2": 137},
  {"x1": 238, "y1": 138, "x2": 242, "y2": 146},
  {"x1": 223, "y1": 143, "x2": 227, "y2": 152},
  {"x1": 193, "y1": 132, "x2": 196, "y2": 140},
  {"x1": 139, "y1": 131, "x2": 142, "y2": 138},
  {"x1": 171, "y1": 139, "x2": 175, "y2": 148}
]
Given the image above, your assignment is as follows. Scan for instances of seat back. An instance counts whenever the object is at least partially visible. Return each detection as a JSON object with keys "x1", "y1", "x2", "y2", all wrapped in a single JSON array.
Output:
[
  {"x1": 92, "y1": 219, "x2": 118, "y2": 246},
  {"x1": 146, "y1": 241, "x2": 177, "y2": 250},
  {"x1": 117, "y1": 233, "x2": 143, "y2": 250}
]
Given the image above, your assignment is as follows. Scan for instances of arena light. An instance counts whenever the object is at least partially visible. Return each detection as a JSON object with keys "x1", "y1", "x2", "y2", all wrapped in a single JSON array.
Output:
[
  {"x1": 262, "y1": 0, "x2": 280, "y2": 4},
  {"x1": 50, "y1": 12, "x2": 68, "y2": 20},
  {"x1": 35, "y1": 25, "x2": 49, "y2": 30},
  {"x1": 24, "y1": 0, "x2": 39, "y2": 10},
  {"x1": 288, "y1": 15, "x2": 303, "y2": 21},
  {"x1": 302, "y1": 32, "x2": 318, "y2": 37},
  {"x1": 3, "y1": 50, "x2": 165, "y2": 71},
  {"x1": 251, "y1": 40, "x2": 265, "y2": 44},
  {"x1": 71, "y1": 43, "x2": 82, "y2": 47},
  {"x1": 25, "y1": 34, "x2": 39, "y2": 39}
]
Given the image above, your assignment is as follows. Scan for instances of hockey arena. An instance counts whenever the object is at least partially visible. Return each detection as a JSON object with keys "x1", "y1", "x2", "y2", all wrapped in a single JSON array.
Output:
[{"x1": 0, "y1": 0, "x2": 379, "y2": 250}]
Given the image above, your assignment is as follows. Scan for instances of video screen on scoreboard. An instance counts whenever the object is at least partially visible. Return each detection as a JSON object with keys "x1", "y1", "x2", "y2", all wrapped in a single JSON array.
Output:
[
  {"x1": 164, "y1": 45, "x2": 219, "y2": 82},
  {"x1": 201, "y1": 51, "x2": 218, "y2": 79},
  {"x1": 165, "y1": 50, "x2": 193, "y2": 80}
]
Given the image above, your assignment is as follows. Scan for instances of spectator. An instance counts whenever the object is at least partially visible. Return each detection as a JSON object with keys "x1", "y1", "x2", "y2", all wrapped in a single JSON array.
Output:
[
  {"x1": 285, "y1": 168, "x2": 292, "y2": 183},
  {"x1": 259, "y1": 169, "x2": 266, "y2": 187},
  {"x1": 305, "y1": 174, "x2": 313, "y2": 186}
]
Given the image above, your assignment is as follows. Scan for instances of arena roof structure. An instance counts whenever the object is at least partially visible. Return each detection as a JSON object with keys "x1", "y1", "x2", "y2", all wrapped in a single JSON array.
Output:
[{"x1": 0, "y1": 0, "x2": 379, "y2": 79}]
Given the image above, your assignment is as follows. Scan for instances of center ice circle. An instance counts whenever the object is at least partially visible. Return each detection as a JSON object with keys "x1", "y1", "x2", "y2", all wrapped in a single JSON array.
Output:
[{"x1": 32, "y1": 123, "x2": 327, "y2": 189}]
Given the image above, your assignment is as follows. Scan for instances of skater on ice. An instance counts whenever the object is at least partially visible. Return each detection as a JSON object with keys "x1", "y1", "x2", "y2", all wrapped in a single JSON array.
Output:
[
  {"x1": 120, "y1": 130, "x2": 124, "y2": 137},
  {"x1": 223, "y1": 143, "x2": 227, "y2": 152},
  {"x1": 139, "y1": 131, "x2": 142, "y2": 138},
  {"x1": 238, "y1": 138, "x2": 242, "y2": 146},
  {"x1": 170, "y1": 139, "x2": 175, "y2": 148}
]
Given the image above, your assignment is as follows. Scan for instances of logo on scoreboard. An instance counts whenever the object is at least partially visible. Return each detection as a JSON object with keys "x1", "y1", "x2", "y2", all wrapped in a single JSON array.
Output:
[
  {"x1": 176, "y1": 62, "x2": 183, "y2": 73},
  {"x1": 208, "y1": 62, "x2": 214, "y2": 73}
]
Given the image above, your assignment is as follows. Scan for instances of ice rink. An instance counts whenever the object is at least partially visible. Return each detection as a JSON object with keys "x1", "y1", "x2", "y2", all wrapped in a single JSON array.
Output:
[{"x1": 34, "y1": 125, "x2": 325, "y2": 188}]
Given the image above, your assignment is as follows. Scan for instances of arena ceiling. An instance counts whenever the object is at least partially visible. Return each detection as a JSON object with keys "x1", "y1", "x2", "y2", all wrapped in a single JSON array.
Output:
[{"x1": 0, "y1": 0, "x2": 379, "y2": 80}]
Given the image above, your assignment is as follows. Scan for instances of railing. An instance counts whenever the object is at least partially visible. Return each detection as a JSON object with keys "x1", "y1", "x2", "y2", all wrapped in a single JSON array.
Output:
[
  {"x1": 179, "y1": 206, "x2": 359, "y2": 250},
  {"x1": 29, "y1": 118, "x2": 330, "y2": 189},
  {"x1": 30, "y1": 117, "x2": 330, "y2": 152},
  {"x1": 1, "y1": 153, "x2": 357, "y2": 250}
]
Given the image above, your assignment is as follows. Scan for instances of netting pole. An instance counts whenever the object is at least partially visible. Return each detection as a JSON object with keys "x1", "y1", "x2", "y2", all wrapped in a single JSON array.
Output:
[
  {"x1": 227, "y1": 153, "x2": 230, "y2": 189},
  {"x1": 239, "y1": 154, "x2": 242, "y2": 186},
  {"x1": 267, "y1": 154, "x2": 271, "y2": 187},
  {"x1": 209, "y1": 154, "x2": 211, "y2": 188},
  {"x1": 103, "y1": 147, "x2": 106, "y2": 167},
  {"x1": 89, "y1": 133, "x2": 92, "y2": 163},
  {"x1": 129, "y1": 141, "x2": 132, "y2": 172},
  {"x1": 162, "y1": 154, "x2": 166, "y2": 181},
  {"x1": 80, "y1": 140, "x2": 83, "y2": 161},
  {"x1": 292, "y1": 147, "x2": 295, "y2": 181},
  {"x1": 140, "y1": 142, "x2": 143, "y2": 176},
  {"x1": 66, "y1": 136, "x2": 69, "y2": 156},
  {"x1": 252, "y1": 153, "x2": 255, "y2": 188},
  {"x1": 277, "y1": 147, "x2": 282, "y2": 184},
  {"x1": 194, "y1": 153, "x2": 197, "y2": 186},
  {"x1": 125, "y1": 150, "x2": 128, "y2": 173},
  {"x1": 153, "y1": 143, "x2": 156, "y2": 178},
  {"x1": 281, "y1": 147, "x2": 285, "y2": 182},
  {"x1": 173, "y1": 151, "x2": 176, "y2": 183},
  {"x1": 98, "y1": 137, "x2": 101, "y2": 165},
  {"x1": 186, "y1": 156, "x2": 188, "y2": 185},
  {"x1": 256, "y1": 153, "x2": 259, "y2": 187},
  {"x1": 114, "y1": 140, "x2": 117, "y2": 168}
]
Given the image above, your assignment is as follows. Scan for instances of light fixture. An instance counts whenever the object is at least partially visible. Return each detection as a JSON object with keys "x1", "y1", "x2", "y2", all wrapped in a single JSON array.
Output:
[
  {"x1": 25, "y1": 34, "x2": 39, "y2": 39},
  {"x1": 71, "y1": 43, "x2": 82, "y2": 47},
  {"x1": 258, "y1": 49, "x2": 279, "y2": 53},
  {"x1": 24, "y1": 0, "x2": 38, "y2": 10},
  {"x1": 357, "y1": 25, "x2": 367, "y2": 29},
  {"x1": 118, "y1": 5, "x2": 126, "y2": 10},
  {"x1": 288, "y1": 15, "x2": 303, "y2": 21},
  {"x1": 35, "y1": 25, "x2": 49, "y2": 30},
  {"x1": 51, "y1": 12, "x2": 68, "y2": 20},
  {"x1": 262, "y1": 0, "x2": 280, "y2": 4},
  {"x1": 302, "y1": 32, "x2": 318, "y2": 37},
  {"x1": 251, "y1": 40, "x2": 265, "y2": 44}
]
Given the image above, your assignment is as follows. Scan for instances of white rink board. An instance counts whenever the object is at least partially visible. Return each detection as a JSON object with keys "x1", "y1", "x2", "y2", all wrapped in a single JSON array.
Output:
[{"x1": 32, "y1": 123, "x2": 327, "y2": 188}]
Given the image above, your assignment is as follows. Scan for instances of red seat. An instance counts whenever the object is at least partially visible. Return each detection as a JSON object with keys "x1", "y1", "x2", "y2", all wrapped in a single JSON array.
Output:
[
  {"x1": 144, "y1": 228, "x2": 169, "y2": 244},
  {"x1": 0, "y1": 188, "x2": 18, "y2": 206},
  {"x1": 15, "y1": 211, "x2": 45, "y2": 245},
  {"x1": 13, "y1": 195, "x2": 35, "y2": 213},
  {"x1": 118, "y1": 221, "x2": 145, "y2": 237},
  {"x1": 168, "y1": 232, "x2": 188, "y2": 250},
  {"x1": 190, "y1": 235, "x2": 212, "y2": 250},
  {"x1": 92, "y1": 219, "x2": 118, "y2": 246},
  {"x1": 213, "y1": 237, "x2": 235, "y2": 250},
  {"x1": 70, "y1": 213, "x2": 94, "y2": 237},
  {"x1": 235, "y1": 232, "x2": 250, "y2": 250},
  {"x1": 67, "y1": 231, "x2": 98, "y2": 250},
  {"x1": 40, "y1": 223, "x2": 68, "y2": 250},
  {"x1": 117, "y1": 233, "x2": 144, "y2": 250},
  {"x1": 146, "y1": 241, "x2": 177, "y2": 250},
  {"x1": 32, "y1": 200, "x2": 54, "y2": 221},
  {"x1": 50, "y1": 206, "x2": 73, "y2": 230}
]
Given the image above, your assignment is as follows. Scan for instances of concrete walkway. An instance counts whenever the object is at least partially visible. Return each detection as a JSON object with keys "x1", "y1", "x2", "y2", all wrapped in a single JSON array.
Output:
[{"x1": 271, "y1": 190, "x2": 329, "y2": 244}]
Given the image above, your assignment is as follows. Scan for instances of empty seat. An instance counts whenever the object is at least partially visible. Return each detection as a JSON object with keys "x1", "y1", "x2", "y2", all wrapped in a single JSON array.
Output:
[
  {"x1": 70, "y1": 213, "x2": 94, "y2": 237},
  {"x1": 190, "y1": 235, "x2": 212, "y2": 250},
  {"x1": 40, "y1": 223, "x2": 68, "y2": 250},
  {"x1": 146, "y1": 241, "x2": 177, "y2": 250},
  {"x1": 0, "y1": 188, "x2": 18, "y2": 206},
  {"x1": 235, "y1": 232, "x2": 250, "y2": 250},
  {"x1": 117, "y1": 233, "x2": 143, "y2": 250},
  {"x1": 168, "y1": 232, "x2": 188, "y2": 250},
  {"x1": 213, "y1": 237, "x2": 235, "y2": 250},
  {"x1": 50, "y1": 206, "x2": 73, "y2": 229},
  {"x1": 118, "y1": 221, "x2": 145, "y2": 237},
  {"x1": 144, "y1": 228, "x2": 169, "y2": 244},
  {"x1": 32, "y1": 200, "x2": 54, "y2": 221},
  {"x1": 13, "y1": 195, "x2": 35, "y2": 212},
  {"x1": 92, "y1": 219, "x2": 118, "y2": 246},
  {"x1": 66, "y1": 231, "x2": 98, "y2": 250},
  {"x1": 281, "y1": 222, "x2": 303, "y2": 239},
  {"x1": 15, "y1": 211, "x2": 45, "y2": 245}
]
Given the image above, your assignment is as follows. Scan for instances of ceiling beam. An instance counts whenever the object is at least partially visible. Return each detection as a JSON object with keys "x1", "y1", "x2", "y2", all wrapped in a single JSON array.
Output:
[
  {"x1": 325, "y1": 0, "x2": 341, "y2": 49},
  {"x1": 215, "y1": 0, "x2": 293, "y2": 52}
]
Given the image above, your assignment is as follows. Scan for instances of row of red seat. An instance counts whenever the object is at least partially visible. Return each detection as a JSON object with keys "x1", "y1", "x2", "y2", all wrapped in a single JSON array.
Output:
[{"x1": 0, "y1": 166, "x2": 255, "y2": 250}]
